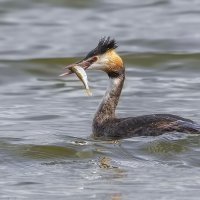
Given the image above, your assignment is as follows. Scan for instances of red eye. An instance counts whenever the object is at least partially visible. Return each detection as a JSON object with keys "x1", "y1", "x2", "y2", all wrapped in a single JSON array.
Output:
[{"x1": 92, "y1": 56, "x2": 98, "y2": 62}]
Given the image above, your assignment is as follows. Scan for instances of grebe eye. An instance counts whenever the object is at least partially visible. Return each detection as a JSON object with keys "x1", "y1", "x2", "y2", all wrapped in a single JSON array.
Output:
[{"x1": 92, "y1": 56, "x2": 98, "y2": 62}]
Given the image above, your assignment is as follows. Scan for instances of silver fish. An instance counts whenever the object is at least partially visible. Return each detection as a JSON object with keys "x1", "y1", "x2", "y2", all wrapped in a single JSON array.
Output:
[{"x1": 70, "y1": 65, "x2": 92, "y2": 96}]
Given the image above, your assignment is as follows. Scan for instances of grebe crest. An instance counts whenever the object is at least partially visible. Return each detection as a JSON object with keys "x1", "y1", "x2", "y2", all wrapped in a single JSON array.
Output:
[{"x1": 83, "y1": 37, "x2": 124, "y2": 76}]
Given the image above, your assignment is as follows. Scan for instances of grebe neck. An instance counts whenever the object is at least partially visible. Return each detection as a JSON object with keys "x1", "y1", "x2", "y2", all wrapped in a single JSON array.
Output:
[{"x1": 93, "y1": 72, "x2": 125, "y2": 125}]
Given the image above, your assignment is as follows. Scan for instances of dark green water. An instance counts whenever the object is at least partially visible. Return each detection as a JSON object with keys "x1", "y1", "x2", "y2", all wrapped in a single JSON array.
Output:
[{"x1": 1, "y1": 0, "x2": 200, "y2": 199}]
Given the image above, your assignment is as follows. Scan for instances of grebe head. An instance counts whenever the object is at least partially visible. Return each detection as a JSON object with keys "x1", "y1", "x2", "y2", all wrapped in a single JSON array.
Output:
[{"x1": 62, "y1": 37, "x2": 124, "y2": 77}]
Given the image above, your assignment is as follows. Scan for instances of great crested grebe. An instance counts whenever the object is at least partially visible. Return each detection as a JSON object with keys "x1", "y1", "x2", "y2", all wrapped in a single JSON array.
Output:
[{"x1": 62, "y1": 37, "x2": 200, "y2": 140}]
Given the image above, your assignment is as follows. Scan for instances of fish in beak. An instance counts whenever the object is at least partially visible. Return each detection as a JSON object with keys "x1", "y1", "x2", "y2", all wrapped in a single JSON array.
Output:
[
  {"x1": 59, "y1": 56, "x2": 98, "y2": 77},
  {"x1": 59, "y1": 57, "x2": 98, "y2": 96},
  {"x1": 59, "y1": 37, "x2": 121, "y2": 95}
]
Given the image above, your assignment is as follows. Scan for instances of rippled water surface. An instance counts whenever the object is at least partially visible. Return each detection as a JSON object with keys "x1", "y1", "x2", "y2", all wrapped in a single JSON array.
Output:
[{"x1": 1, "y1": 0, "x2": 200, "y2": 199}]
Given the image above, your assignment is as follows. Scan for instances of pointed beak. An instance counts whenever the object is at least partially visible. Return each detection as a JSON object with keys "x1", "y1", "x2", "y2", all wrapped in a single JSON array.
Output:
[
  {"x1": 59, "y1": 63, "x2": 77, "y2": 77},
  {"x1": 59, "y1": 56, "x2": 98, "y2": 77}
]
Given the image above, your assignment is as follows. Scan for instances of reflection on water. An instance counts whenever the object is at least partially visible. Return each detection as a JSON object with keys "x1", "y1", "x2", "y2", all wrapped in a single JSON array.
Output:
[{"x1": 1, "y1": 0, "x2": 200, "y2": 199}]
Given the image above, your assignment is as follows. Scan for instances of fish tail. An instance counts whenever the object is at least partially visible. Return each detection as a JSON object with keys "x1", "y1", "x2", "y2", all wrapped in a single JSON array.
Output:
[{"x1": 85, "y1": 89, "x2": 92, "y2": 96}]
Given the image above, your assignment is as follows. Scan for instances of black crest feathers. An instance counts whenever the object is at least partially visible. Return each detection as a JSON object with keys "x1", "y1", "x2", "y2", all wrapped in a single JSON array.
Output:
[{"x1": 85, "y1": 37, "x2": 118, "y2": 59}]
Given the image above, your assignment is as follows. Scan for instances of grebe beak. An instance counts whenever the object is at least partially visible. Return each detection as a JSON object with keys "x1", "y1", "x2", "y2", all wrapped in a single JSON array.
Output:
[
  {"x1": 59, "y1": 56, "x2": 98, "y2": 77},
  {"x1": 59, "y1": 63, "x2": 77, "y2": 77}
]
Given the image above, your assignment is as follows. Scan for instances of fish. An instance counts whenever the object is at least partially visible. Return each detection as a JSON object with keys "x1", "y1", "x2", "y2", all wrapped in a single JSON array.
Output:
[{"x1": 69, "y1": 65, "x2": 92, "y2": 96}]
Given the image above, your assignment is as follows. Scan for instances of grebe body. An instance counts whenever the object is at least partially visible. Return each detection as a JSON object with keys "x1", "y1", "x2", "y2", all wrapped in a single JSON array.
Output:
[{"x1": 62, "y1": 37, "x2": 200, "y2": 140}]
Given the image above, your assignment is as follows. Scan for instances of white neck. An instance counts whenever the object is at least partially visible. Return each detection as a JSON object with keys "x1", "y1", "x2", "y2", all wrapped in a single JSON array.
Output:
[{"x1": 93, "y1": 73, "x2": 125, "y2": 125}]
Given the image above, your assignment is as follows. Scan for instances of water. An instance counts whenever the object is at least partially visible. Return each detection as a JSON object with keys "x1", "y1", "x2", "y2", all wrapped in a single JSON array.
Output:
[{"x1": 1, "y1": 0, "x2": 200, "y2": 199}]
